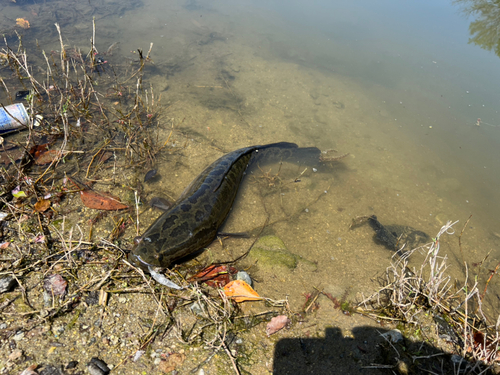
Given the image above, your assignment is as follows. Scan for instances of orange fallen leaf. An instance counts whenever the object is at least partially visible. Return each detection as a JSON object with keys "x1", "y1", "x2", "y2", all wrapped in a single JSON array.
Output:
[
  {"x1": 223, "y1": 280, "x2": 262, "y2": 303},
  {"x1": 16, "y1": 18, "x2": 30, "y2": 29},
  {"x1": 35, "y1": 150, "x2": 62, "y2": 165},
  {"x1": 80, "y1": 190, "x2": 129, "y2": 210},
  {"x1": 34, "y1": 199, "x2": 50, "y2": 212}
]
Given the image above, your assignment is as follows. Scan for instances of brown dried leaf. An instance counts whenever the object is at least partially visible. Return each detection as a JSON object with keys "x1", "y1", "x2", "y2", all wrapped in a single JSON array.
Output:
[
  {"x1": 43, "y1": 274, "x2": 67, "y2": 297},
  {"x1": 98, "y1": 151, "x2": 113, "y2": 164},
  {"x1": 266, "y1": 315, "x2": 290, "y2": 336},
  {"x1": 35, "y1": 150, "x2": 62, "y2": 165},
  {"x1": 0, "y1": 148, "x2": 24, "y2": 165},
  {"x1": 80, "y1": 190, "x2": 128, "y2": 210},
  {"x1": 34, "y1": 199, "x2": 50, "y2": 212}
]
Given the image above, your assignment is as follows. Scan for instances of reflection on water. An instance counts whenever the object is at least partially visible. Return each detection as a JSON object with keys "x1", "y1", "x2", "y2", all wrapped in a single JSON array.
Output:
[
  {"x1": 455, "y1": 0, "x2": 500, "y2": 57},
  {"x1": 2, "y1": 0, "x2": 500, "y2": 331}
]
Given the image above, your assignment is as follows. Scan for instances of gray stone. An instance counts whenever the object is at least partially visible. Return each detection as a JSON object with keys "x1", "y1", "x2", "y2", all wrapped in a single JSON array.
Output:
[
  {"x1": 236, "y1": 271, "x2": 252, "y2": 287},
  {"x1": 0, "y1": 276, "x2": 16, "y2": 293}
]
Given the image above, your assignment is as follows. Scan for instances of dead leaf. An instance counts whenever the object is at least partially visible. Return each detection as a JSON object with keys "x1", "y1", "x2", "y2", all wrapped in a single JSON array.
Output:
[
  {"x1": 35, "y1": 150, "x2": 62, "y2": 165},
  {"x1": 158, "y1": 353, "x2": 185, "y2": 373},
  {"x1": 0, "y1": 148, "x2": 24, "y2": 165},
  {"x1": 34, "y1": 199, "x2": 50, "y2": 212},
  {"x1": 16, "y1": 18, "x2": 30, "y2": 29},
  {"x1": 43, "y1": 274, "x2": 67, "y2": 297},
  {"x1": 223, "y1": 280, "x2": 262, "y2": 303},
  {"x1": 29, "y1": 144, "x2": 48, "y2": 158},
  {"x1": 80, "y1": 190, "x2": 129, "y2": 210},
  {"x1": 98, "y1": 151, "x2": 113, "y2": 164},
  {"x1": 188, "y1": 265, "x2": 237, "y2": 287},
  {"x1": 266, "y1": 315, "x2": 290, "y2": 336}
]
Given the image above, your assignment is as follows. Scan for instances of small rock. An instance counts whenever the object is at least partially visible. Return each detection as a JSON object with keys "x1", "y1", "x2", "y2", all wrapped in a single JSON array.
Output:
[
  {"x1": 158, "y1": 353, "x2": 186, "y2": 373},
  {"x1": 12, "y1": 331, "x2": 25, "y2": 341},
  {"x1": 396, "y1": 360, "x2": 409, "y2": 375},
  {"x1": 85, "y1": 291, "x2": 99, "y2": 305},
  {"x1": 0, "y1": 276, "x2": 16, "y2": 293},
  {"x1": 87, "y1": 357, "x2": 110, "y2": 375},
  {"x1": 39, "y1": 365, "x2": 64, "y2": 375},
  {"x1": 381, "y1": 329, "x2": 403, "y2": 343},
  {"x1": 190, "y1": 301, "x2": 204, "y2": 316},
  {"x1": 118, "y1": 296, "x2": 127, "y2": 304},
  {"x1": 65, "y1": 361, "x2": 78, "y2": 369},
  {"x1": 149, "y1": 197, "x2": 172, "y2": 211},
  {"x1": 236, "y1": 271, "x2": 252, "y2": 287},
  {"x1": 144, "y1": 169, "x2": 157, "y2": 182},
  {"x1": 132, "y1": 350, "x2": 144, "y2": 362}
]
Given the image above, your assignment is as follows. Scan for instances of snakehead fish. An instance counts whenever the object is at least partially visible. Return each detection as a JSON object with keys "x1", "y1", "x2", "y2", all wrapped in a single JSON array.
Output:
[{"x1": 130, "y1": 142, "x2": 301, "y2": 269}]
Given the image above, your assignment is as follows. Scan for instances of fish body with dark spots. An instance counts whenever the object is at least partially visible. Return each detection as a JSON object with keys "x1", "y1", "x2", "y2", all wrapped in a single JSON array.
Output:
[{"x1": 129, "y1": 142, "x2": 304, "y2": 269}]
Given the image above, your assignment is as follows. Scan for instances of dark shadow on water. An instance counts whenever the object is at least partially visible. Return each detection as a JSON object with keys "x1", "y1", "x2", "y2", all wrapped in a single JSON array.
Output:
[{"x1": 273, "y1": 326, "x2": 493, "y2": 375}]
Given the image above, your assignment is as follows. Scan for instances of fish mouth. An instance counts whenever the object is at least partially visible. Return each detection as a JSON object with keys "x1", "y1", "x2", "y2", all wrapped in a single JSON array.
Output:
[{"x1": 128, "y1": 252, "x2": 159, "y2": 271}]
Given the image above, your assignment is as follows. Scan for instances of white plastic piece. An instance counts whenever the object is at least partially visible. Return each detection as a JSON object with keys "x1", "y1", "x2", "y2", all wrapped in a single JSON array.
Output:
[{"x1": 148, "y1": 267, "x2": 182, "y2": 289}]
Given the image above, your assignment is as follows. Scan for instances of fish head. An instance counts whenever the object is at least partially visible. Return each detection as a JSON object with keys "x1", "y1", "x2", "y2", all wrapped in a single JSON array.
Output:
[{"x1": 129, "y1": 235, "x2": 166, "y2": 270}]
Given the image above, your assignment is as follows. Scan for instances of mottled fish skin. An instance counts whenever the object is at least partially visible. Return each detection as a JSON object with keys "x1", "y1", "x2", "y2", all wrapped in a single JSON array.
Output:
[{"x1": 130, "y1": 142, "x2": 299, "y2": 269}]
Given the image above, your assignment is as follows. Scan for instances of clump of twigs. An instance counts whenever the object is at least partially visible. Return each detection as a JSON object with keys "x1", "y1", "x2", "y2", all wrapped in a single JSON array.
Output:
[
  {"x1": 358, "y1": 220, "x2": 500, "y2": 372},
  {"x1": 0, "y1": 21, "x2": 181, "y2": 249}
]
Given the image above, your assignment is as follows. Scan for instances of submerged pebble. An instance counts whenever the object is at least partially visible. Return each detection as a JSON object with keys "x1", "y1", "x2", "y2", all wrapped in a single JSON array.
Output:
[
  {"x1": 144, "y1": 169, "x2": 157, "y2": 182},
  {"x1": 149, "y1": 197, "x2": 172, "y2": 211},
  {"x1": 236, "y1": 271, "x2": 252, "y2": 287}
]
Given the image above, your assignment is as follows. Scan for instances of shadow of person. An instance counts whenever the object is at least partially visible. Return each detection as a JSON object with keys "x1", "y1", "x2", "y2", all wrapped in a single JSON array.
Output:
[{"x1": 273, "y1": 326, "x2": 486, "y2": 375}]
